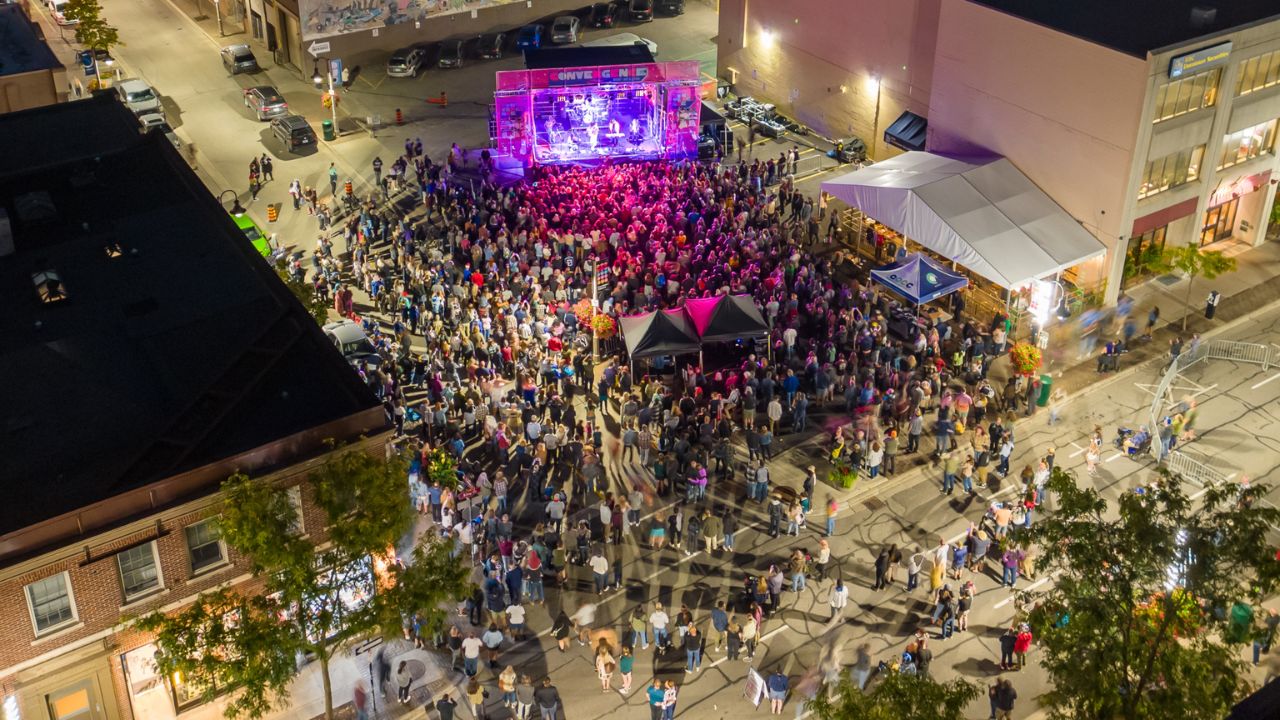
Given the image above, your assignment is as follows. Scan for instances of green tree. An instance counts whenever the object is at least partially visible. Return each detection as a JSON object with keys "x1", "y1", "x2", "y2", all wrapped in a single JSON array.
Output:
[
  {"x1": 275, "y1": 257, "x2": 329, "y2": 325},
  {"x1": 1150, "y1": 245, "x2": 1237, "y2": 331},
  {"x1": 62, "y1": 0, "x2": 121, "y2": 89},
  {"x1": 1026, "y1": 467, "x2": 1280, "y2": 720},
  {"x1": 806, "y1": 673, "x2": 981, "y2": 720},
  {"x1": 138, "y1": 446, "x2": 471, "y2": 720}
]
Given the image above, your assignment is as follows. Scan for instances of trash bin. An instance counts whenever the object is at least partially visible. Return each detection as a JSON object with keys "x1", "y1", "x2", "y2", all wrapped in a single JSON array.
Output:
[
  {"x1": 321, "y1": 119, "x2": 335, "y2": 141},
  {"x1": 1036, "y1": 373, "x2": 1053, "y2": 407}
]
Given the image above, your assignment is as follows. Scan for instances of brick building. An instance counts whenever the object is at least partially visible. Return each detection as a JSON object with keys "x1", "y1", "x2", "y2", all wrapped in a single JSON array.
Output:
[{"x1": 0, "y1": 96, "x2": 386, "y2": 720}]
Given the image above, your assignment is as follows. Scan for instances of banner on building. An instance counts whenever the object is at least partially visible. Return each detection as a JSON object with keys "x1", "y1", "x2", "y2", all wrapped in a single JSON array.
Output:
[{"x1": 301, "y1": 0, "x2": 521, "y2": 41}]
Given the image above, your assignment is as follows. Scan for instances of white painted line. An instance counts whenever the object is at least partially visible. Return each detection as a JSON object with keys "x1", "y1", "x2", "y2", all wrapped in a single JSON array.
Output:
[
  {"x1": 1252, "y1": 373, "x2": 1280, "y2": 390},
  {"x1": 1105, "y1": 453, "x2": 1124, "y2": 463},
  {"x1": 1190, "y1": 383, "x2": 1219, "y2": 398},
  {"x1": 1190, "y1": 487, "x2": 1210, "y2": 500},
  {"x1": 992, "y1": 572, "x2": 1060, "y2": 608},
  {"x1": 1069, "y1": 448, "x2": 1086, "y2": 458}
]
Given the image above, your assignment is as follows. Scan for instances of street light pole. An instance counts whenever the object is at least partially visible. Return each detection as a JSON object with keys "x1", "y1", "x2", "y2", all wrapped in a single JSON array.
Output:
[
  {"x1": 213, "y1": 0, "x2": 224, "y2": 36},
  {"x1": 313, "y1": 59, "x2": 340, "y2": 139}
]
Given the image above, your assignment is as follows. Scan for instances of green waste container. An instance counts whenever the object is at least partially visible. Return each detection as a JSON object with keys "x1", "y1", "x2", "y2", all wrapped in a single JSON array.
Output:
[
  {"x1": 1036, "y1": 373, "x2": 1053, "y2": 406},
  {"x1": 321, "y1": 119, "x2": 335, "y2": 141}
]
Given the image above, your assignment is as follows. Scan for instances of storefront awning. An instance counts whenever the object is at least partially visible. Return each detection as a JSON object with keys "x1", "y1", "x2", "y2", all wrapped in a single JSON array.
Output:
[
  {"x1": 822, "y1": 152, "x2": 1107, "y2": 288},
  {"x1": 884, "y1": 110, "x2": 927, "y2": 152}
]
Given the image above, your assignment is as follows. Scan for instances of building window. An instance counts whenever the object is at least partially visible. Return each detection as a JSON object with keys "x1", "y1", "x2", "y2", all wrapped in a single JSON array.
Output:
[
  {"x1": 118, "y1": 542, "x2": 163, "y2": 602},
  {"x1": 1123, "y1": 226, "x2": 1167, "y2": 288},
  {"x1": 186, "y1": 520, "x2": 227, "y2": 574},
  {"x1": 1153, "y1": 67, "x2": 1222, "y2": 123},
  {"x1": 1236, "y1": 49, "x2": 1280, "y2": 96},
  {"x1": 1218, "y1": 119, "x2": 1278, "y2": 169},
  {"x1": 286, "y1": 485, "x2": 306, "y2": 535},
  {"x1": 25, "y1": 572, "x2": 77, "y2": 635},
  {"x1": 1138, "y1": 144, "x2": 1205, "y2": 199}
]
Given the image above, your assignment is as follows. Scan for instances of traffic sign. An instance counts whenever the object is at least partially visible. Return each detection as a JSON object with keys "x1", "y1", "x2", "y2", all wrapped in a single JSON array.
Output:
[{"x1": 307, "y1": 41, "x2": 330, "y2": 58}]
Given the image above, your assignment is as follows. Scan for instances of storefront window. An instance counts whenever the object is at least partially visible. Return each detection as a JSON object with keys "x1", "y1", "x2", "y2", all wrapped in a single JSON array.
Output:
[
  {"x1": 1201, "y1": 197, "x2": 1240, "y2": 246},
  {"x1": 1123, "y1": 226, "x2": 1167, "y2": 287},
  {"x1": 1218, "y1": 118, "x2": 1278, "y2": 169},
  {"x1": 1235, "y1": 49, "x2": 1280, "y2": 96},
  {"x1": 1138, "y1": 144, "x2": 1205, "y2": 198},
  {"x1": 1153, "y1": 67, "x2": 1222, "y2": 123}
]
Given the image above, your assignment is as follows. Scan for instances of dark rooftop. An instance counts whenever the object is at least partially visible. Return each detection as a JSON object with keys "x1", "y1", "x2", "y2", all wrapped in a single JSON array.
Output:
[
  {"x1": 524, "y1": 45, "x2": 656, "y2": 69},
  {"x1": 971, "y1": 0, "x2": 1280, "y2": 57},
  {"x1": 0, "y1": 98, "x2": 383, "y2": 537},
  {"x1": 0, "y1": 4, "x2": 62, "y2": 76}
]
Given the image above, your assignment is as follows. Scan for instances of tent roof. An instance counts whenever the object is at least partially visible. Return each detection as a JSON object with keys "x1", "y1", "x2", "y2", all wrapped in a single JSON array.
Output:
[
  {"x1": 821, "y1": 152, "x2": 1106, "y2": 288},
  {"x1": 618, "y1": 309, "x2": 701, "y2": 358},
  {"x1": 684, "y1": 295, "x2": 769, "y2": 343},
  {"x1": 870, "y1": 253, "x2": 969, "y2": 305}
]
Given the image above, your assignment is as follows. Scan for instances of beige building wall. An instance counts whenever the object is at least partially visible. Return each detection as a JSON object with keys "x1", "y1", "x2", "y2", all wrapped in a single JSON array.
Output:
[
  {"x1": 716, "y1": 0, "x2": 941, "y2": 158},
  {"x1": 0, "y1": 68, "x2": 64, "y2": 114},
  {"x1": 928, "y1": 0, "x2": 1147, "y2": 295}
]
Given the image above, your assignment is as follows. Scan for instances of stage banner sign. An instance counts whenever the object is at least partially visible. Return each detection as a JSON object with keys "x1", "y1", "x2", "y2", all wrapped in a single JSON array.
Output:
[
  {"x1": 302, "y1": 0, "x2": 521, "y2": 41},
  {"x1": 744, "y1": 668, "x2": 765, "y2": 707}
]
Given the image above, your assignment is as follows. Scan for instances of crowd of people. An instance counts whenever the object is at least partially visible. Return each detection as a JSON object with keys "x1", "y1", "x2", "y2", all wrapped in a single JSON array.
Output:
[{"x1": 277, "y1": 139, "x2": 1061, "y2": 719}]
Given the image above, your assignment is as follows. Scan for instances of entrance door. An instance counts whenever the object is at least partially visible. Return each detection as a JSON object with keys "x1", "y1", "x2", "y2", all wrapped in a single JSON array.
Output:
[
  {"x1": 1200, "y1": 197, "x2": 1240, "y2": 246},
  {"x1": 47, "y1": 679, "x2": 105, "y2": 720},
  {"x1": 276, "y1": 8, "x2": 292, "y2": 64},
  {"x1": 250, "y1": 10, "x2": 263, "y2": 38}
]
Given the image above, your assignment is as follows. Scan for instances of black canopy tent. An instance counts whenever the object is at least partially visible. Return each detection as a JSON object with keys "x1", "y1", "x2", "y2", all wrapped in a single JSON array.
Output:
[{"x1": 618, "y1": 309, "x2": 702, "y2": 375}]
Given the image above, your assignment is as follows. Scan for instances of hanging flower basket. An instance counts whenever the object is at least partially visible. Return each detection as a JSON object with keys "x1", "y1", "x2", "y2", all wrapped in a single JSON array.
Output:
[
  {"x1": 425, "y1": 448, "x2": 459, "y2": 488},
  {"x1": 590, "y1": 313, "x2": 618, "y2": 340},
  {"x1": 1133, "y1": 589, "x2": 1203, "y2": 639},
  {"x1": 1009, "y1": 341, "x2": 1043, "y2": 377},
  {"x1": 572, "y1": 298, "x2": 595, "y2": 326}
]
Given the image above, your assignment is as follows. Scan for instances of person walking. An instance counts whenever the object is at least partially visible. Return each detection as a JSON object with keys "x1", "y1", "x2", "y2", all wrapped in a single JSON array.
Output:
[
  {"x1": 461, "y1": 632, "x2": 483, "y2": 677},
  {"x1": 436, "y1": 694, "x2": 458, "y2": 720},
  {"x1": 571, "y1": 603, "x2": 597, "y2": 646},
  {"x1": 551, "y1": 609, "x2": 571, "y2": 652},
  {"x1": 873, "y1": 547, "x2": 890, "y2": 590},
  {"x1": 328, "y1": 162, "x2": 338, "y2": 196},
  {"x1": 596, "y1": 641, "x2": 616, "y2": 691},
  {"x1": 619, "y1": 645, "x2": 635, "y2": 694},
  {"x1": 998, "y1": 626, "x2": 1018, "y2": 670},
  {"x1": 825, "y1": 496, "x2": 838, "y2": 536},
  {"x1": 372, "y1": 156, "x2": 384, "y2": 184},
  {"x1": 906, "y1": 547, "x2": 925, "y2": 591},
  {"x1": 650, "y1": 602, "x2": 671, "y2": 652},
  {"x1": 481, "y1": 623, "x2": 504, "y2": 669},
  {"x1": 851, "y1": 643, "x2": 872, "y2": 690},
  {"x1": 827, "y1": 577, "x2": 849, "y2": 621},
  {"x1": 742, "y1": 613, "x2": 759, "y2": 660},
  {"x1": 533, "y1": 678, "x2": 561, "y2": 720},
  {"x1": 497, "y1": 666, "x2": 517, "y2": 709},
  {"x1": 1013, "y1": 623, "x2": 1034, "y2": 669},
  {"x1": 661, "y1": 680, "x2": 679, "y2": 720},
  {"x1": 260, "y1": 154, "x2": 273, "y2": 181}
]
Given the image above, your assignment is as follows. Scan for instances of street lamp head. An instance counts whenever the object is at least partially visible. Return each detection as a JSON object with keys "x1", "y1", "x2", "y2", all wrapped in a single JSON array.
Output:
[
  {"x1": 311, "y1": 62, "x2": 324, "y2": 88},
  {"x1": 230, "y1": 198, "x2": 246, "y2": 217}
]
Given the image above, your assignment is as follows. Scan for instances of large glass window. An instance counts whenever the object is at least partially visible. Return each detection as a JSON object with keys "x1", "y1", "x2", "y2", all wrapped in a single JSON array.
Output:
[
  {"x1": 1154, "y1": 68, "x2": 1222, "y2": 122},
  {"x1": 1139, "y1": 144, "x2": 1206, "y2": 199},
  {"x1": 1235, "y1": 49, "x2": 1280, "y2": 96},
  {"x1": 186, "y1": 520, "x2": 227, "y2": 574},
  {"x1": 1124, "y1": 226, "x2": 1168, "y2": 287},
  {"x1": 1218, "y1": 118, "x2": 1278, "y2": 169},
  {"x1": 26, "y1": 572, "x2": 76, "y2": 634},
  {"x1": 118, "y1": 543, "x2": 162, "y2": 602}
]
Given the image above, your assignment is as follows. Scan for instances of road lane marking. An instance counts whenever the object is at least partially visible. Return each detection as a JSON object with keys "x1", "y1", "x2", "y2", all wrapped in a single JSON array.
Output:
[
  {"x1": 1252, "y1": 373, "x2": 1280, "y2": 389},
  {"x1": 992, "y1": 571, "x2": 1060, "y2": 609},
  {"x1": 1106, "y1": 453, "x2": 1124, "y2": 463}
]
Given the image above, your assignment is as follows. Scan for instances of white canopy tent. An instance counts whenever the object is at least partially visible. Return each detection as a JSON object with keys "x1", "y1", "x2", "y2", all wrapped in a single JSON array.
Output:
[{"x1": 822, "y1": 152, "x2": 1106, "y2": 288}]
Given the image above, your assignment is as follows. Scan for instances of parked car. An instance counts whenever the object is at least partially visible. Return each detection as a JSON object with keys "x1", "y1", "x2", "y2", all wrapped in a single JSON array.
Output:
[
  {"x1": 477, "y1": 32, "x2": 507, "y2": 59},
  {"x1": 47, "y1": 0, "x2": 76, "y2": 25},
  {"x1": 587, "y1": 2, "x2": 617, "y2": 28},
  {"x1": 220, "y1": 44, "x2": 259, "y2": 74},
  {"x1": 323, "y1": 320, "x2": 383, "y2": 370},
  {"x1": 270, "y1": 115, "x2": 317, "y2": 152},
  {"x1": 583, "y1": 32, "x2": 657, "y2": 56},
  {"x1": 386, "y1": 47, "x2": 427, "y2": 78},
  {"x1": 233, "y1": 213, "x2": 275, "y2": 258},
  {"x1": 439, "y1": 37, "x2": 475, "y2": 68},
  {"x1": 550, "y1": 15, "x2": 581, "y2": 44},
  {"x1": 243, "y1": 86, "x2": 288, "y2": 121},
  {"x1": 137, "y1": 113, "x2": 182, "y2": 152},
  {"x1": 117, "y1": 79, "x2": 162, "y2": 117},
  {"x1": 655, "y1": 0, "x2": 683, "y2": 15},
  {"x1": 626, "y1": 0, "x2": 653, "y2": 22},
  {"x1": 515, "y1": 23, "x2": 544, "y2": 51}
]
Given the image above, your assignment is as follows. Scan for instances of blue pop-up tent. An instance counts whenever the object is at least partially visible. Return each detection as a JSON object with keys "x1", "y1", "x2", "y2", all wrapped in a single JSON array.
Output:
[{"x1": 870, "y1": 253, "x2": 969, "y2": 305}]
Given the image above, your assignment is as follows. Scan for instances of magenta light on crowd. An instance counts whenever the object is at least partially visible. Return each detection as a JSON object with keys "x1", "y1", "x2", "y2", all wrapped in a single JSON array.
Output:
[{"x1": 493, "y1": 61, "x2": 703, "y2": 167}]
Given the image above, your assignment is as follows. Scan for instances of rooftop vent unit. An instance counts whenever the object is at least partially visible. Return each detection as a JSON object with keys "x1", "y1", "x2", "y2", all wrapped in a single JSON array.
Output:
[{"x1": 1190, "y1": 6, "x2": 1217, "y2": 30}]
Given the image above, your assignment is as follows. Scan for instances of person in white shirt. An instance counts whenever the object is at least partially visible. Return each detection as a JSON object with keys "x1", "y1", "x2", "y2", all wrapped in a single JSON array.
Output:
[
  {"x1": 589, "y1": 551, "x2": 610, "y2": 595},
  {"x1": 506, "y1": 603, "x2": 527, "y2": 640},
  {"x1": 649, "y1": 602, "x2": 671, "y2": 650},
  {"x1": 828, "y1": 578, "x2": 849, "y2": 621},
  {"x1": 571, "y1": 603, "x2": 597, "y2": 646}
]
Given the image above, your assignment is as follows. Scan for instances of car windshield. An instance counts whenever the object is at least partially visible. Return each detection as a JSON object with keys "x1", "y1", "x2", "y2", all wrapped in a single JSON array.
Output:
[
  {"x1": 340, "y1": 338, "x2": 377, "y2": 357},
  {"x1": 635, "y1": 0, "x2": 652, "y2": 8},
  {"x1": 127, "y1": 89, "x2": 155, "y2": 102},
  {"x1": 234, "y1": 49, "x2": 253, "y2": 60},
  {"x1": 389, "y1": 54, "x2": 409, "y2": 65}
]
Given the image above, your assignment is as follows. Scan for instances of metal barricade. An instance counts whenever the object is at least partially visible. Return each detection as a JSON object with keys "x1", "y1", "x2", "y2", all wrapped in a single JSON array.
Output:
[
  {"x1": 1205, "y1": 339, "x2": 1272, "y2": 369},
  {"x1": 1165, "y1": 448, "x2": 1231, "y2": 487}
]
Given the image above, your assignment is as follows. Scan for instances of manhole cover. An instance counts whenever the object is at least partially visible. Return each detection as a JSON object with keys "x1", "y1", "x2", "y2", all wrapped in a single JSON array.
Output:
[
  {"x1": 862, "y1": 497, "x2": 886, "y2": 511},
  {"x1": 1155, "y1": 274, "x2": 1181, "y2": 286}
]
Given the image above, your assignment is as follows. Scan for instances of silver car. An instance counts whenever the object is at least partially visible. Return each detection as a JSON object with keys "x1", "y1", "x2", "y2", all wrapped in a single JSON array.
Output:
[
  {"x1": 550, "y1": 15, "x2": 580, "y2": 44},
  {"x1": 386, "y1": 47, "x2": 426, "y2": 78},
  {"x1": 117, "y1": 79, "x2": 161, "y2": 117},
  {"x1": 244, "y1": 86, "x2": 288, "y2": 121},
  {"x1": 220, "y1": 44, "x2": 260, "y2": 74},
  {"x1": 323, "y1": 320, "x2": 383, "y2": 370}
]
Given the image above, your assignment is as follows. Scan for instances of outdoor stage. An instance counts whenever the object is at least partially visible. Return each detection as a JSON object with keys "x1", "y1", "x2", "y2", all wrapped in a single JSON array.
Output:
[{"x1": 492, "y1": 61, "x2": 702, "y2": 166}]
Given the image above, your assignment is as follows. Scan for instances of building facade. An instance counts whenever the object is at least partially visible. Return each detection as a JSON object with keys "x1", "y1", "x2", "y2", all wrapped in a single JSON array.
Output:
[
  {"x1": 0, "y1": 4, "x2": 66, "y2": 113},
  {"x1": 717, "y1": 0, "x2": 1280, "y2": 303}
]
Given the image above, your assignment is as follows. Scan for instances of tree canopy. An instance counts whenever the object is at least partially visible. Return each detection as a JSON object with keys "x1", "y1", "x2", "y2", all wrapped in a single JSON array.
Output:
[
  {"x1": 1027, "y1": 467, "x2": 1280, "y2": 719},
  {"x1": 138, "y1": 445, "x2": 470, "y2": 720},
  {"x1": 805, "y1": 672, "x2": 981, "y2": 720}
]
